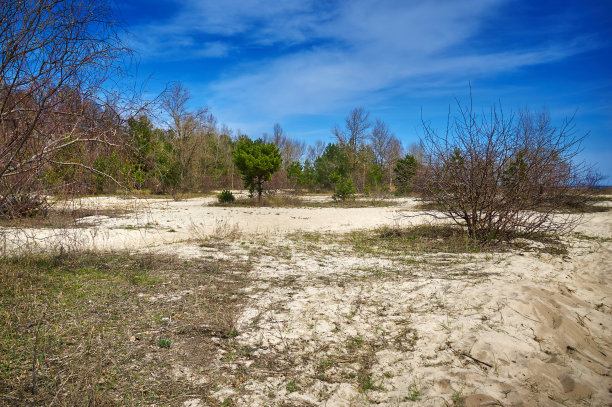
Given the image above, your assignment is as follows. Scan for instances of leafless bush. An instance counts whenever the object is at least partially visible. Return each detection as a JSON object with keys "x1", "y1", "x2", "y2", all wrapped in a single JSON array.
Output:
[
  {"x1": 189, "y1": 218, "x2": 241, "y2": 245},
  {"x1": 414, "y1": 98, "x2": 602, "y2": 241}
]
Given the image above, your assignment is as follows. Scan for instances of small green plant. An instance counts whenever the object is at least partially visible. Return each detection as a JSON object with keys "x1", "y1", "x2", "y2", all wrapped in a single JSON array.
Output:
[
  {"x1": 406, "y1": 383, "x2": 421, "y2": 401},
  {"x1": 358, "y1": 373, "x2": 382, "y2": 391},
  {"x1": 217, "y1": 189, "x2": 236, "y2": 203},
  {"x1": 225, "y1": 329, "x2": 239, "y2": 337},
  {"x1": 286, "y1": 380, "x2": 299, "y2": 393},
  {"x1": 451, "y1": 390, "x2": 463, "y2": 406},
  {"x1": 157, "y1": 338, "x2": 171, "y2": 348},
  {"x1": 346, "y1": 335, "x2": 365, "y2": 350}
]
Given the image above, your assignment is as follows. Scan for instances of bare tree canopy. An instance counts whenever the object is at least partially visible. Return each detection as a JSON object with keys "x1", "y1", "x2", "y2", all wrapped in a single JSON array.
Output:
[
  {"x1": 333, "y1": 107, "x2": 371, "y2": 153},
  {"x1": 415, "y1": 99, "x2": 601, "y2": 240},
  {"x1": 0, "y1": 0, "x2": 129, "y2": 217},
  {"x1": 272, "y1": 123, "x2": 305, "y2": 169}
]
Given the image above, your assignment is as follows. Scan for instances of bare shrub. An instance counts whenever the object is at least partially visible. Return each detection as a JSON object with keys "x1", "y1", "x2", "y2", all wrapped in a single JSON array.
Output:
[
  {"x1": 189, "y1": 218, "x2": 241, "y2": 246},
  {"x1": 414, "y1": 98, "x2": 602, "y2": 241}
]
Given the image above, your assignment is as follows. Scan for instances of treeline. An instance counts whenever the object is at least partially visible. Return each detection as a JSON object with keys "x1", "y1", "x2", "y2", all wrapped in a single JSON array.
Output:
[{"x1": 35, "y1": 83, "x2": 419, "y2": 199}]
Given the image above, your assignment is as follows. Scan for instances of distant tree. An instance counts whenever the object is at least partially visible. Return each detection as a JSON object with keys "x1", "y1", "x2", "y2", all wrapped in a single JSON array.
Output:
[
  {"x1": 333, "y1": 107, "x2": 371, "y2": 154},
  {"x1": 314, "y1": 144, "x2": 351, "y2": 189},
  {"x1": 306, "y1": 140, "x2": 326, "y2": 163},
  {"x1": 301, "y1": 160, "x2": 318, "y2": 191},
  {"x1": 393, "y1": 154, "x2": 418, "y2": 195},
  {"x1": 370, "y1": 118, "x2": 403, "y2": 187},
  {"x1": 333, "y1": 108, "x2": 371, "y2": 190},
  {"x1": 232, "y1": 136, "x2": 282, "y2": 202},
  {"x1": 273, "y1": 123, "x2": 306, "y2": 167},
  {"x1": 286, "y1": 161, "x2": 303, "y2": 192},
  {"x1": 161, "y1": 83, "x2": 211, "y2": 189}
]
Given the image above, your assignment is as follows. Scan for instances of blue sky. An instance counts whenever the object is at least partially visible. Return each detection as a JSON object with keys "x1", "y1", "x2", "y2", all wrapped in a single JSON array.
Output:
[{"x1": 116, "y1": 0, "x2": 612, "y2": 178}]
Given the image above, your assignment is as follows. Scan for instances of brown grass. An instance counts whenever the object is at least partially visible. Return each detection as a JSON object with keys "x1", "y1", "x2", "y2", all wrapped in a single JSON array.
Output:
[
  {"x1": 290, "y1": 224, "x2": 567, "y2": 256},
  {"x1": 413, "y1": 196, "x2": 611, "y2": 214},
  {"x1": 0, "y1": 252, "x2": 251, "y2": 406},
  {"x1": 0, "y1": 208, "x2": 131, "y2": 229},
  {"x1": 213, "y1": 195, "x2": 395, "y2": 208}
]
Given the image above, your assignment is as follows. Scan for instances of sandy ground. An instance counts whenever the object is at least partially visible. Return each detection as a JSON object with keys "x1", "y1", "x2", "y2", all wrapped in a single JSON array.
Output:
[
  {"x1": 1, "y1": 196, "x2": 422, "y2": 253},
  {"x1": 2, "y1": 196, "x2": 611, "y2": 406}
]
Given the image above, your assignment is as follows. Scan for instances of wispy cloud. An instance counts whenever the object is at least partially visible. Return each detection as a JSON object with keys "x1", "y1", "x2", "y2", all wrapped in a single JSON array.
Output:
[{"x1": 126, "y1": 0, "x2": 603, "y2": 136}]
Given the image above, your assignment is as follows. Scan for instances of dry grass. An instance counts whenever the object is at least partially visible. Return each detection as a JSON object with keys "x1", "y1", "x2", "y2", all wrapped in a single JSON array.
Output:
[
  {"x1": 189, "y1": 219, "x2": 242, "y2": 248},
  {"x1": 212, "y1": 195, "x2": 395, "y2": 208},
  {"x1": 0, "y1": 251, "x2": 251, "y2": 406},
  {"x1": 0, "y1": 208, "x2": 131, "y2": 229},
  {"x1": 413, "y1": 196, "x2": 612, "y2": 214},
  {"x1": 290, "y1": 224, "x2": 567, "y2": 256}
]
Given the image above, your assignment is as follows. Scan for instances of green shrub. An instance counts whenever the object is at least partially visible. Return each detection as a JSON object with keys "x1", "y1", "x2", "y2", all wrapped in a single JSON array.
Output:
[
  {"x1": 217, "y1": 190, "x2": 236, "y2": 203},
  {"x1": 331, "y1": 174, "x2": 356, "y2": 201}
]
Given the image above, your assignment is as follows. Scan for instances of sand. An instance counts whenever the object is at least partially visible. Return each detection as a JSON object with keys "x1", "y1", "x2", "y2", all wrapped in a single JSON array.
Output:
[{"x1": 2, "y1": 195, "x2": 611, "y2": 406}]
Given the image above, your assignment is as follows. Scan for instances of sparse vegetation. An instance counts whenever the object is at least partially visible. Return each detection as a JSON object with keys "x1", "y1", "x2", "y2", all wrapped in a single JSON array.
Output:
[
  {"x1": 213, "y1": 194, "x2": 394, "y2": 208},
  {"x1": 0, "y1": 207, "x2": 130, "y2": 228},
  {"x1": 285, "y1": 380, "x2": 299, "y2": 393},
  {"x1": 157, "y1": 338, "x2": 171, "y2": 348},
  {"x1": 0, "y1": 193, "x2": 609, "y2": 405},
  {"x1": 0, "y1": 252, "x2": 251, "y2": 405},
  {"x1": 406, "y1": 383, "x2": 422, "y2": 401},
  {"x1": 289, "y1": 224, "x2": 567, "y2": 256}
]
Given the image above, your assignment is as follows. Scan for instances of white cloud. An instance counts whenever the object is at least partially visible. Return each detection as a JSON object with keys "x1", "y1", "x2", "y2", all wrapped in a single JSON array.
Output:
[{"x1": 126, "y1": 0, "x2": 597, "y2": 134}]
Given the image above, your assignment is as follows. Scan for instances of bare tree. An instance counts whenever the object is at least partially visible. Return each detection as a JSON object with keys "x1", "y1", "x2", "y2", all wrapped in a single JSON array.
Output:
[
  {"x1": 333, "y1": 107, "x2": 371, "y2": 155},
  {"x1": 306, "y1": 140, "x2": 326, "y2": 163},
  {"x1": 273, "y1": 123, "x2": 306, "y2": 168},
  {"x1": 415, "y1": 99, "x2": 600, "y2": 241},
  {"x1": 407, "y1": 142, "x2": 425, "y2": 164},
  {"x1": 0, "y1": 0, "x2": 129, "y2": 217},
  {"x1": 332, "y1": 107, "x2": 372, "y2": 191},
  {"x1": 161, "y1": 82, "x2": 211, "y2": 189},
  {"x1": 369, "y1": 118, "x2": 402, "y2": 187}
]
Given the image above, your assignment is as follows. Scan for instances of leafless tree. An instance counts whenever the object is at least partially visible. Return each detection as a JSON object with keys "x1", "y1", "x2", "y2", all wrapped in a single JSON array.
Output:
[
  {"x1": 273, "y1": 123, "x2": 306, "y2": 168},
  {"x1": 333, "y1": 107, "x2": 371, "y2": 156},
  {"x1": 414, "y1": 99, "x2": 600, "y2": 241},
  {"x1": 407, "y1": 142, "x2": 425, "y2": 164},
  {"x1": 161, "y1": 82, "x2": 212, "y2": 189},
  {"x1": 0, "y1": 0, "x2": 130, "y2": 217},
  {"x1": 306, "y1": 140, "x2": 326, "y2": 163},
  {"x1": 332, "y1": 107, "x2": 372, "y2": 191},
  {"x1": 369, "y1": 118, "x2": 403, "y2": 187}
]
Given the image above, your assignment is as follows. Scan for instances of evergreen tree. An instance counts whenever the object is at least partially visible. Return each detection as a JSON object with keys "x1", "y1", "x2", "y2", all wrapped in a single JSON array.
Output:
[{"x1": 232, "y1": 136, "x2": 282, "y2": 201}]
